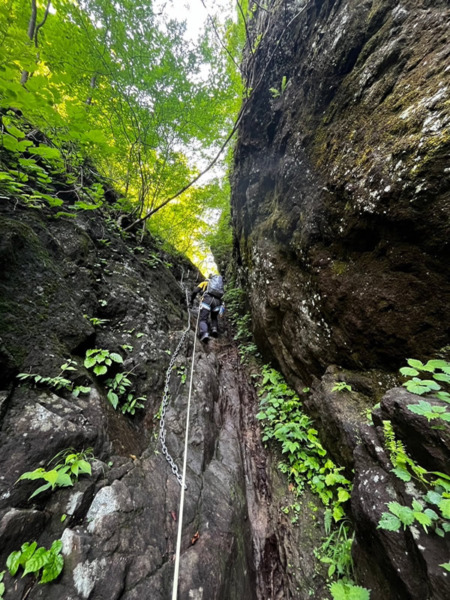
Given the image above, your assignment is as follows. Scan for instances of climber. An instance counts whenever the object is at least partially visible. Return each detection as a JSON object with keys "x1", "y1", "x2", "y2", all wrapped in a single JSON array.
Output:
[{"x1": 190, "y1": 274, "x2": 225, "y2": 343}]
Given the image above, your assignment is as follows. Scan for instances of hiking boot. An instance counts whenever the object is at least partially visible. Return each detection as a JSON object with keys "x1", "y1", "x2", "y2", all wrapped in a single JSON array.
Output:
[
  {"x1": 200, "y1": 332, "x2": 209, "y2": 343},
  {"x1": 211, "y1": 327, "x2": 218, "y2": 338}
]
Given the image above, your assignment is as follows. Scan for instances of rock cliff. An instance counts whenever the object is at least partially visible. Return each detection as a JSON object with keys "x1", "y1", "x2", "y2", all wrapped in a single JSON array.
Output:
[
  {"x1": 231, "y1": 0, "x2": 450, "y2": 598},
  {"x1": 0, "y1": 193, "x2": 328, "y2": 599}
]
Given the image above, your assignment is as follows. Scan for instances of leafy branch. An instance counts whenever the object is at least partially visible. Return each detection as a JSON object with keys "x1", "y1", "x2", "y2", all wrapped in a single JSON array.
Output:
[
  {"x1": 17, "y1": 448, "x2": 93, "y2": 499},
  {"x1": 6, "y1": 539, "x2": 64, "y2": 584}
]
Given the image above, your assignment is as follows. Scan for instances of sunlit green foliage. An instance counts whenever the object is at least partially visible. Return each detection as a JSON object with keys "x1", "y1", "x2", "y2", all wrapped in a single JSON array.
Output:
[
  {"x1": 17, "y1": 448, "x2": 94, "y2": 499},
  {"x1": 0, "y1": 0, "x2": 244, "y2": 264}
]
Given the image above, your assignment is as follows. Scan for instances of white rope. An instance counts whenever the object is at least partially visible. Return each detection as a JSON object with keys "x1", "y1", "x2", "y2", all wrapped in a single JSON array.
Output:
[{"x1": 171, "y1": 309, "x2": 200, "y2": 600}]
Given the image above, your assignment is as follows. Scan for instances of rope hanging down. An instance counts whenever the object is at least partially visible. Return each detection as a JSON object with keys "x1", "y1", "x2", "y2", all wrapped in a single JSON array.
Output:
[
  {"x1": 172, "y1": 305, "x2": 200, "y2": 600},
  {"x1": 158, "y1": 287, "x2": 200, "y2": 599}
]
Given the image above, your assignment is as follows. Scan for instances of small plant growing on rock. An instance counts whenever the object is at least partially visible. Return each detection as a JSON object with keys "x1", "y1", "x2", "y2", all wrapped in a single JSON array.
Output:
[
  {"x1": 105, "y1": 371, "x2": 146, "y2": 414},
  {"x1": 379, "y1": 421, "x2": 450, "y2": 550},
  {"x1": 17, "y1": 448, "x2": 93, "y2": 499},
  {"x1": 399, "y1": 358, "x2": 450, "y2": 425},
  {"x1": 332, "y1": 382, "x2": 352, "y2": 393},
  {"x1": 269, "y1": 75, "x2": 288, "y2": 98},
  {"x1": 17, "y1": 359, "x2": 91, "y2": 397},
  {"x1": 84, "y1": 314, "x2": 110, "y2": 327},
  {"x1": 329, "y1": 581, "x2": 370, "y2": 600},
  {"x1": 6, "y1": 539, "x2": 64, "y2": 584},
  {"x1": 84, "y1": 348, "x2": 123, "y2": 375},
  {"x1": 0, "y1": 570, "x2": 4, "y2": 599},
  {"x1": 400, "y1": 358, "x2": 450, "y2": 400},
  {"x1": 315, "y1": 519, "x2": 354, "y2": 580}
]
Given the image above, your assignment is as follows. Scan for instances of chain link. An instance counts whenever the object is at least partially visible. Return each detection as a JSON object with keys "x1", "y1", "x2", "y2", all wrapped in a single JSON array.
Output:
[{"x1": 159, "y1": 290, "x2": 194, "y2": 488}]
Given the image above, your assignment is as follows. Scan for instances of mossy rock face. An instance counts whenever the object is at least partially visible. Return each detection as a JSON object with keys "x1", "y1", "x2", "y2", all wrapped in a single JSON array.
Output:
[{"x1": 231, "y1": 0, "x2": 450, "y2": 375}]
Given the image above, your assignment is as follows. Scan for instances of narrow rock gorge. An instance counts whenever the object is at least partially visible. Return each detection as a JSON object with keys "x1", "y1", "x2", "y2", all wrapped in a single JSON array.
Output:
[
  {"x1": 231, "y1": 0, "x2": 450, "y2": 598},
  {"x1": 1, "y1": 1, "x2": 449, "y2": 599}
]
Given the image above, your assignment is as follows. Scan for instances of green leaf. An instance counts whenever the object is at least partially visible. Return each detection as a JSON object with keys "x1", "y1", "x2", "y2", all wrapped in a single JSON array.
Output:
[
  {"x1": 43, "y1": 469, "x2": 60, "y2": 487},
  {"x1": 18, "y1": 468, "x2": 46, "y2": 481},
  {"x1": 338, "y1": 489, "x2": 351, "y2": 503},
  {"x1": 399, "y1": 367, "x2": 419, "y2": 377},
  {"x1": 433, "y1": 373, "x2": 450, "y2": 383},
  {"x1": 419, "y1": 379, "x2": 441, "y2": 390},
  {"x1": 107, "y1": 390, "x2": 119, "y2": 409},
  {"x1": 19, "y1": 542, "x2": 37, "y2": 564},
  {"x1": 1, "y1": 134, "x2": 19, "y2": 152},
  {"x1": 50, "y1": 540, "x2": 63, "y2": 555},
  {"x1": 332, "y1": 505, "x2": 345, "y2": 522},
  {"x1": 22, "y1": 547, "x2": 49, "y2": 576},
  {"x1": 423, "y1": 508, "x2": 439, "y2": 521},
  {"x1": 94, "y1": 365, "x2": 108, "y2": 376},
  {"x1": 6, "y1": 550, "x2": 23, "y2": 576},
  {"x1": 387, "y1": 502, "x2": 414, "y2": 527},
  {"x1": 329, "y1": 581, "x2": 371, "y2": 600},
  {"x1": 77, "y1": 460, "x2": 92, "y2": 475},
  {"x1": 32, "y1": 145, "x2": 61, "y2": 161},
  {"x1": 17, "y1": 140, "x2": 33, "y2": 152},
  {"x1": 439, "y1": 498, "x2": 450, "y2": 519},
  {"x1": 424, "y1": 490, "x2": 442, "y2": 505},
  {"x1": 84, "y1": 357, "x2": 97, "y2": 368},
  {"x1": 407, "y1": 359, "x2": 424, "y2": 369},
  {"x1": 392, "y1": 467, "x2": 411, "y2": 482},
  {"x1": 440, "y1": 562, "x2": 450, "y2": 572},
  {"x1": 109, "y1": 353, "x2": 123, "y2": 363},
  {"x1": 29, "y1": 482, "x2": 52, "y2": 499},
  {"x1": 5, "y1": 124, "x2": 25, "y2": 139},
  {"x1": 426, "y1": 359, "x2": 449, "y2": 370},
  {"x1": 40, "y1": 551, "x2": 63, "y2": 584},
  {"x1": 378, "y1": 512, "x2": 401, "y2": 532},
  {"x1": 413, "y1": 511, "x2": 432, "y2": 531},
  {"x1": 54, "y1": 471, "x2": 73, "y2": 488},
  {"x1": 403, "y1": 381, "x2": 429, "y2": 395}
]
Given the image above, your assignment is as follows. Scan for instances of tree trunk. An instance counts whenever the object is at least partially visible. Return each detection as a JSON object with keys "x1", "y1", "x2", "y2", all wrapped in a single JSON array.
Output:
[{"x1": 21, "y1": 0, "x2": 37, "y2": 85}]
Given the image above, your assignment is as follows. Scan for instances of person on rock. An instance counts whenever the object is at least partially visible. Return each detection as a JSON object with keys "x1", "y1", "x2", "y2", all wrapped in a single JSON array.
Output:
[{"x1": 189, "y1": 274, "x2": 225, "y2": 343}]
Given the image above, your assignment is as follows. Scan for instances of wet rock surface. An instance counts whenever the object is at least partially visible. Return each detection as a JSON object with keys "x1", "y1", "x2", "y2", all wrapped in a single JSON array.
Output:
[
  {"x1": 353, "y1": 398, "x2": 450, "y2": 600},
  {"x1": 231, "y1": 0, "x2": 450, "y2": 598},
  {"x1": 0, "y1": 201, "x2": 327, "y2": 599},
  {"x1": 232, "y1": 0, "x2": 450, "y2": 375}
]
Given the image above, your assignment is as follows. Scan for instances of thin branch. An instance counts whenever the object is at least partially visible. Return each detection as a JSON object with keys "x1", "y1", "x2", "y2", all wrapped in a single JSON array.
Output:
[
  {"x1": 236, "y1": 0, "x2": 254, "y2": 54},
  {"x1": 21, "y1": 0, "x2": 37, "y2": 84},
  {"x1": 200, "y1": 0, "x2": 243, "y2": 75},
  {"x1": 34, "y1": 0, "x2": 51, "y2": 47},
  {"x1": 124, "y1": 2, "x2": 309, "y2": 232}
]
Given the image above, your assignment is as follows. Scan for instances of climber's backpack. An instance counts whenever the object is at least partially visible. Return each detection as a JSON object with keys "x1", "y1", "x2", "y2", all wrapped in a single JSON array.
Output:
[{"x1": 207, "y1": 275, "x2": 224, "y2": 299}]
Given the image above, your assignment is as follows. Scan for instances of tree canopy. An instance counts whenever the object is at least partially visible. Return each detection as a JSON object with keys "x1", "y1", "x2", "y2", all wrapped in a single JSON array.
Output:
[{"x1": 0, "y1": 0, "x2": 246, "y2": 267}]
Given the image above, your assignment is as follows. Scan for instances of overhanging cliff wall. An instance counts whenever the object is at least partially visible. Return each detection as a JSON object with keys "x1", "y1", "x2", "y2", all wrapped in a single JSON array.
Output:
[
  {"x1": 232, "y1": 0, "x2": 450, "y2": 378},
  {"x1": 231, "y1": 1, "x2": 450, "y2": 598}
]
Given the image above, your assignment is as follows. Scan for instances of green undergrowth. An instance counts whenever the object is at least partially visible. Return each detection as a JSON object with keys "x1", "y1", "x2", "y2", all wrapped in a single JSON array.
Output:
[
  {"x1": 255, "y1": 365, "x2": 369, "y2": 598},
  {"x1": 378, "y1": 421, "x2": 450, "y2": 569},
  {"x1": 223, "y1": 281, "x2": 368, "y2": 595},
  {"x1": 223, "y1": 284, "x2": 259, "y2": 363},
  {"x1": 18, "y1": 347, "x2": 146, "y2": 416}
]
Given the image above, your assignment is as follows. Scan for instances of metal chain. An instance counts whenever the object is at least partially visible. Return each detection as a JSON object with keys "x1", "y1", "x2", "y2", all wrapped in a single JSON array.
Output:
[{"x1": 159, "y1": 290, "x2": 195, "y2": 488}]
